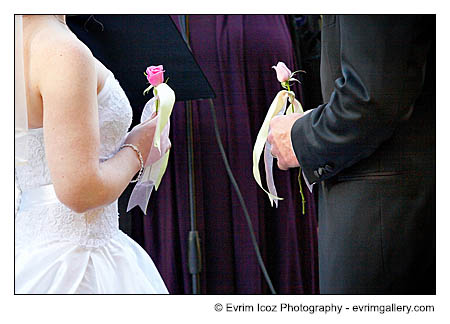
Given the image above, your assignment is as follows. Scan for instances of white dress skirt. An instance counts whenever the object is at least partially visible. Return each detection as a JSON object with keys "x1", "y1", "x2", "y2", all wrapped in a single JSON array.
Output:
[{"x1": 15, "y1": 72, "x2": 169, "y2": 294}]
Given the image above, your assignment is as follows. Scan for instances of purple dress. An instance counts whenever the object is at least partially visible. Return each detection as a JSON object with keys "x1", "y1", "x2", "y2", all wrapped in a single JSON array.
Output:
[{"x1": 131, "y1": 15, "x2": 319, "y2": 294}]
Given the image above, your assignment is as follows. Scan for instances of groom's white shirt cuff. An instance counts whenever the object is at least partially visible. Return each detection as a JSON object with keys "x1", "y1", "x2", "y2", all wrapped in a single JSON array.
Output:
[{"x1": 303, "y1": 171, "x2": 314, "y2": 193}]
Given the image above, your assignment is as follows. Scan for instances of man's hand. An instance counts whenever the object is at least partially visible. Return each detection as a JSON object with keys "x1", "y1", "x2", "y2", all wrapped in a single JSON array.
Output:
[{"x1": 267, "y1": 113, "x2": 303, "y2": 170}]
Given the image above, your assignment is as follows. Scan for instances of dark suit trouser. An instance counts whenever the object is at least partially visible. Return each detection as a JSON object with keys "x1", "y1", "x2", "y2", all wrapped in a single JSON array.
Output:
[{"x1": 318, "y1": 169, "x2": 435, "y2": 294}]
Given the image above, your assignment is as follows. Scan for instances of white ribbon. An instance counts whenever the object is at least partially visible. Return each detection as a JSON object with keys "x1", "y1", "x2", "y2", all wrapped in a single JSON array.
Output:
[
  {"x1": 253, "y1": 90, "x2": 303, "y2": 207},
  {"x1": 127, "y1": 83, "x2": 175, "y2": 214}
]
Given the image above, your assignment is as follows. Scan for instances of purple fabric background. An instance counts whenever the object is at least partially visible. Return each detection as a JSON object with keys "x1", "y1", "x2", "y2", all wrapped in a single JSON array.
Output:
[{"x1": 129, "y1": 15, "x2": 319, "y2": 294}]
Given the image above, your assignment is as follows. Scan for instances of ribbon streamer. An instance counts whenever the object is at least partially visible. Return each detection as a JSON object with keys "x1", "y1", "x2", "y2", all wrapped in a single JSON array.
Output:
[
  {"x1": 127, "y1": 83, "x2": 175, "y2": 214},
  {"x1": 252, "y1": 90, "x2": 303, "y2": 207}
]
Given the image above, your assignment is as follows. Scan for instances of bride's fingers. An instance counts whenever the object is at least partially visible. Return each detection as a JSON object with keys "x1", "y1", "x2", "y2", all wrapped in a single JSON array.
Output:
[{"x1": 141, "y1": 113, "x2": 158, "y2": 126}]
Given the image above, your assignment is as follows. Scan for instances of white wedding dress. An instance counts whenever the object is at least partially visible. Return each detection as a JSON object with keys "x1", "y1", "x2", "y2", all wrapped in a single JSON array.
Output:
[{"x1": 15, "y1": 71, "x2": 169, "y2": 294}]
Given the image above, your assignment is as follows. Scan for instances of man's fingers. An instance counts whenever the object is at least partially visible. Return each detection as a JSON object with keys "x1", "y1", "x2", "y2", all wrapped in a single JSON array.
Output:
[
  {"x1": 270, "y1": 149, "x2": 277, "y2": 158},
  {"x1": 272, "y1": 145, "x2": 288, "y2": 170},
  {"x1": 270, "y1": 144, "x2": 280, "y2": 158},
  {"x1": 269, "y1": 115, "x2": 282, "y2": 127},
  {"x1": 267, "y1": 113, "x2": 304, "y2": 171},
  {"x1": 277, "y1": 159, "x2": 288, "y2": 171}
]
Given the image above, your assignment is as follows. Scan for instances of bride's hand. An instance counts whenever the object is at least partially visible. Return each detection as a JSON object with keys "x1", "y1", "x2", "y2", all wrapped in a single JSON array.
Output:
[{"x1": 124, "y1": 113, "x2": 158, "y2": 162}]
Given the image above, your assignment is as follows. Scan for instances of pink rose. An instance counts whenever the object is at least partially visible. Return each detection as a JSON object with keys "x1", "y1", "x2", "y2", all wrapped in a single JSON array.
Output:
[
  {"x1": 146, "y1": 65, "x2": 165, "y2": 86},
  {"x1": 272, "y1": 62, "x2": 292, "y2": 83}
]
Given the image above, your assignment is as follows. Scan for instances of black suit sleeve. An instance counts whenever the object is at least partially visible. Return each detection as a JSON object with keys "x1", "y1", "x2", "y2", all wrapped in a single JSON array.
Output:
[{"x1": 291, "y1": 15, "x2": 433, "y2": 183}]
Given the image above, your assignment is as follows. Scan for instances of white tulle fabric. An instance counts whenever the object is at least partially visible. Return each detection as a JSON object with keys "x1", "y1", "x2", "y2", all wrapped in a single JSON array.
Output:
[{"x1": 15, "y1": 72, "x2": 168, "y2": 294}]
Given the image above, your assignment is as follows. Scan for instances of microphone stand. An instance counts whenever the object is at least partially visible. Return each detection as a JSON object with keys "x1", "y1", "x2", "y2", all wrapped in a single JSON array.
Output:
[
  {"x1": 179, "y1": 15, "x2": 202, "y2": 295},
  {"x1": 178, "y1": 14, "x2": 275, "y2": 294},
  {"x1": 186, "y1": 99, "x2": 201, "y2": 294},
  {"x1": 178, "y1": 14, "x2": 276, "y2": 294}
]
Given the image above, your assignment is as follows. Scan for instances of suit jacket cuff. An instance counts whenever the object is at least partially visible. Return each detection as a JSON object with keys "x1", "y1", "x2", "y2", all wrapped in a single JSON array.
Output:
[
  {"x1": 291, "y1": 112, "x2": 318, "y2": 184},
  {"x1": 291, "y1": 106, "x2": 337, "y2": 184}
]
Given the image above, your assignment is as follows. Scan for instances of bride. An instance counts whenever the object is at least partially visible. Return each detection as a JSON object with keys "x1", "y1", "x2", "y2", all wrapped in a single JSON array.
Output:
[{"x1": 14, "y1": 15, "x2": 168, "y2": 293}]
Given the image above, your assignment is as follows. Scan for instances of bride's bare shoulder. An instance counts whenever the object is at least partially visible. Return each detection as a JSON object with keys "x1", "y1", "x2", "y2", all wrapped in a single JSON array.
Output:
[{"x1": 27, "y1": 18, "x2": 95, "y2": 78}]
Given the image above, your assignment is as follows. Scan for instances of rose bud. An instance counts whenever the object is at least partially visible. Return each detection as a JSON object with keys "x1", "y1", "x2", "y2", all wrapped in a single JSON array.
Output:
[
  {"x1": 146, "y1": 65, "x2": 165, "y2": 86},
  {"x1": 272, "y1": 62, "x2": 291, "y2": 83}
]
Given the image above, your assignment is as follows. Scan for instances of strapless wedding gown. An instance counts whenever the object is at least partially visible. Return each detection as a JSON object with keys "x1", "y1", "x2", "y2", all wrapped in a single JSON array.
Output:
[{"x1": 14, "y1": 71, "x2": 169, "y2": 294}]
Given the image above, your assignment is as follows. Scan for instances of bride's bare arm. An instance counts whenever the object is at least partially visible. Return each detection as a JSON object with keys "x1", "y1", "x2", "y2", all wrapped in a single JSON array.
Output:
[{"x1": 38, "y1": 36, "x2": 154, "y2": 213}]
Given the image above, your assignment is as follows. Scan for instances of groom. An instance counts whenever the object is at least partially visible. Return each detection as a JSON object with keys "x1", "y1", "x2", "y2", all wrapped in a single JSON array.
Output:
[{"x1": 268, "y1": 15, "x2": 435, "y2": 294}]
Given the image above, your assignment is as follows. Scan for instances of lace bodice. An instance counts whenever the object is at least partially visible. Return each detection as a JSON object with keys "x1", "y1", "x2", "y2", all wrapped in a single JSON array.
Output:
[
  {"x1": 15, "y1": 72, "x2": 133, "y2": 248},
  {"x1": 15, "y1": 73, "x2": 132, "y2": 190}
]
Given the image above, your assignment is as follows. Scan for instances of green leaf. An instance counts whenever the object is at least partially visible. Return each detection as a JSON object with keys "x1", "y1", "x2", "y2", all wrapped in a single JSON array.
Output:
[
  {"x1": 291, "y1": 69, "x2": 306, "y2": 76},
  {"x1": 281, "y1": 81, "x2": 290, "y2": 90},
  {"x1": 143, "y1": 84, "x2": 154, "y2": 96}
]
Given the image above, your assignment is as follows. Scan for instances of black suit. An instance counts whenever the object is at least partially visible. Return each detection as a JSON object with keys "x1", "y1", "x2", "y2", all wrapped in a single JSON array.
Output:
[{"x1": 291, "y1": 15, "x2": 435, "y2": 294}]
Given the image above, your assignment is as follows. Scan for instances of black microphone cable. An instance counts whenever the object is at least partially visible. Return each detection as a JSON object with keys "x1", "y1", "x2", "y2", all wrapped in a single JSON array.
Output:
[{"x1": 207, "y1": 98, "x2": 277, "y2": 294}]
